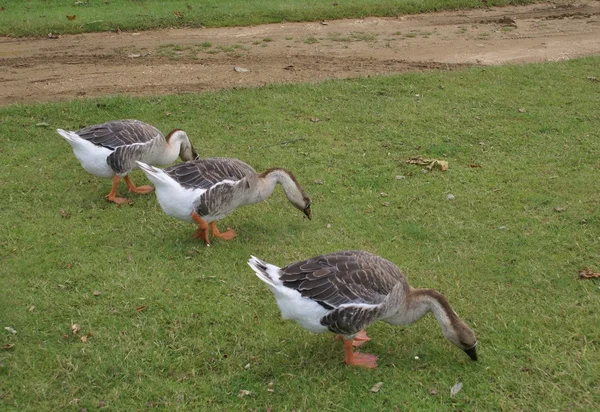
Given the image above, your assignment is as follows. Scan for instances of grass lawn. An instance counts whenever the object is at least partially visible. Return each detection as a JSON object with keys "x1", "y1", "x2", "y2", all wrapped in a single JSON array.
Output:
[
  {"x1": 0, "y1": 0, "x2": 539, "y2": 37},
  {"x1": 1, "y1": 57, "x2": 599, "y2": 410}
]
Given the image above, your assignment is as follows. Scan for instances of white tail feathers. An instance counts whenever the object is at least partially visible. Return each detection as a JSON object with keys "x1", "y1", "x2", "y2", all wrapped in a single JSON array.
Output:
[
  {"x1": 56, "y1": 129, "x2": 80, "y2": 143},
  {"x1": 248, "y1": 255, "x2": 282, "y2": 287},
  {"x1": 136, "y1": 161, "x2": 170, "y2": 185}
]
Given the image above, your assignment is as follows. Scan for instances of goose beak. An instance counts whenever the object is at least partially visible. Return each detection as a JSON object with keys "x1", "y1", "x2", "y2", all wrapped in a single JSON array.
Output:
[
  {"x1": 303, "y1": 206, "x2": 312, "y2": 220},
  {"x1": 464, "y1": 345, "x2": 477, "y2": 361}
]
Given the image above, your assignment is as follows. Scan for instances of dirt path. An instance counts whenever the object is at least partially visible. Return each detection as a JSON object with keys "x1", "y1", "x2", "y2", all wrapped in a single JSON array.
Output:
[{"x1": 1, "y1": 1, "x2": 599, "y2": 106}]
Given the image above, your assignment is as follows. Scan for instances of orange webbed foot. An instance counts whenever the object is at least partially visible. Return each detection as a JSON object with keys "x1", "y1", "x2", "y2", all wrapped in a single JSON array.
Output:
[
  {"x1": 130, "y1": 185, "x2": 153, "y2": 194},
  {"x1": 210, "y1": 222, "x2": 237, "y2": 241},
  {"x1": 346, "y1": 352, "x2": 379, "y2": 369},
  {"x1": 105, "y1": 194, "x2": 131, "y2": 204},
  {"x1": 342, "y1": 336, "x2": 378, "y2": 368},
  {"x1": 352, "y1": 330, "x2": 371, "y2": 347}
]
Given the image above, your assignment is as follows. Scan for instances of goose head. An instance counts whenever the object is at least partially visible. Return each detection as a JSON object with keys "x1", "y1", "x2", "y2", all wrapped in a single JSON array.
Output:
[
  {"x1": 442, "y1": 318, "x2": 478, "y2": 361},
  {"x1": 167, "y1": 129, "x2": 199, "y2": 161},
  {"x1": 283, "y1": 171, "x2": 312, "y2": 220}
]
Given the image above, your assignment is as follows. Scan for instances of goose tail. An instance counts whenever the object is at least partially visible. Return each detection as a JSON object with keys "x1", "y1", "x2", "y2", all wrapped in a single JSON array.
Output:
[
  {"x1": 248, "y1": 255, "x2": 283, "y2": 288},
  {"x1": 136, "y1": 161, "x2": 171, "y2": 186},
  {"x1": 56, "y1": 129, "x2": 81, "y2": 144}
]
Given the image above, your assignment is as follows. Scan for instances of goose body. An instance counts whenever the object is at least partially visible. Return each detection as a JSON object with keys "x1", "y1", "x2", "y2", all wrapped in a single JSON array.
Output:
[
  {"x1": 248, "y1": 250, "x2": 477, "y2": 368},
  {"x1": 57, "y1": 119, "x2": 198, "y2": 204},
  {"x1": 137, "y1": 158, "x2": 312, "y2": 244}
]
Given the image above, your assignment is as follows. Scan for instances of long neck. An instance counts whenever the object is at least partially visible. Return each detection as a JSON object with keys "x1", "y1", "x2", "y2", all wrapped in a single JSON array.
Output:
[
  {"x1": 253, "y1": 168, "x2": 301, "y2": 204},
  {"x1": 151, "y1": 130, "x2": 189, "y2": 165},
  {"x1": 402, "y1": 289, "x2": 457, "y2": 331}
]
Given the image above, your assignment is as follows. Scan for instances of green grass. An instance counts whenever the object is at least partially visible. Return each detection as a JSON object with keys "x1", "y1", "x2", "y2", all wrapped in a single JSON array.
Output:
[
  {"x1": 1, "y1": 57, "x2": 600, "y2": 410},
  {"x1": 0, "y1": 0, "x2": 541, "y2": 37}
]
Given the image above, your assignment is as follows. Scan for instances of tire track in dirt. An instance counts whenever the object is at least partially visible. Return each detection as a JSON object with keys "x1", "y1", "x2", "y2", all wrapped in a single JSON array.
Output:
[{"x1": 1, "y1": 1, "x2": 599, "y2": 106}]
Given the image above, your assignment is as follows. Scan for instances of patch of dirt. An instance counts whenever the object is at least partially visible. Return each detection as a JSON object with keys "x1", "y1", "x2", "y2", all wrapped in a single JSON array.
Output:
[{"x1": 1, "y1": 1, "x2": 599, "y2": 106}]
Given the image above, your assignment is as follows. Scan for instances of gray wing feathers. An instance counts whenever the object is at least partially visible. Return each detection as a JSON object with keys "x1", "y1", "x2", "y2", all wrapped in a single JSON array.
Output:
[
  {"x1": 77, "y1": 120, "x2": 162, "y2": 149},
  {"x1": 280, "y1": 250, "x2": 406, "y2": 310},
  {"x1": 164, "y1": 158, "x2": 256, "y2": 189},
  {"x1": 107, "y1": 144, "x2": 148, "y2": 175},
  {"x1": 320, "y1": 304, "x2": 383, "y2": 335}
]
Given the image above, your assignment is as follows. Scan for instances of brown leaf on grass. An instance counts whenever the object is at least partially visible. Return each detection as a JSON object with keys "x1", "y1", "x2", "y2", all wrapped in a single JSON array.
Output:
[
  {"x1": 5, "y1": 327, "x2": 17, "y2": 334},
  {"x1": 518, "y1": 108, "x2": 527, "y2": 113},
  {"x1": 370, "y1": 382, "x2": 383, "y2": 393},
  {"x1": 267, "y1": 382, "x2": 275, "y2": 392},
  {"x1": 71, "y1": 324, "x2": 80, "y2": 334},
  {"x1": 93, "y1": 290, "x2": 102, "y2": 296},
  {"x1": 67, "y1": 15, "x2": 76, "y2": 20},
  {"x1": 310, "y1": 117, "x2": 320, "y2": 122},
  {"x1": 80, "y1": 333, "x2": 92, "y2": 343},
  {"x1": 579, "y1": 268, "x2": 600, "y2": 279},
  {"x1": 429, "y1": 388, "x2": 438, "y2": 395},
  {"x1": 48, "y1": 33, "x2": 60, "y2": 39},
  {"x1": 174, "y1": 11, "x2": 184, "y2": 19},
  {"x1": 66, "y1": 263, "x2": 72, "y2": 269},
  {"x1": 238, "y1": 389, "x2": 252, "y2": 397},
  {"x1": 2, "y1": 343, "x2": 15, "y2": 350},
  {"x1": 59, "y1": 208, "x2": 70, "y2": 218},
  {"x1": 136, "y1": 305, "x2": 148, "y2": 312},
  {"x1": 406, "y1": 156, "x2": 448, "y2": 171},
  {"x1": 468, "y1": 163, "x2": 482, "y2": 168}
]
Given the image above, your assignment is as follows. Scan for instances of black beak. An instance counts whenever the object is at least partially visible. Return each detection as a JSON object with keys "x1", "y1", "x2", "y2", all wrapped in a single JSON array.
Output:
[
  {"x1": 303, "y1": 206, "x2": 312, "y2": 220},
  {"x1": 464, "y1": 345, "x2": 477, "y2": 361}
]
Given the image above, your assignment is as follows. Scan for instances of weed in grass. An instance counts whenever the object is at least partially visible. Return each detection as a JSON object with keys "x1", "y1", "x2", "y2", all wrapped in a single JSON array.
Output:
[
  {"x1": 263, "y1": 37, "x2": 273, "y2": 42},
  {"x1": 1, "y1": 57, "x2": 599, "y2": 410},
  {"x1": 304, "y1": 36, "x2": 319, "y2": 44}
]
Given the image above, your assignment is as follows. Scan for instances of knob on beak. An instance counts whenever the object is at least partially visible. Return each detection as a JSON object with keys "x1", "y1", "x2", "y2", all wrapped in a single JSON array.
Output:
[{"x1": 303, "y1": 206, "x2": 312, "y2": 220}]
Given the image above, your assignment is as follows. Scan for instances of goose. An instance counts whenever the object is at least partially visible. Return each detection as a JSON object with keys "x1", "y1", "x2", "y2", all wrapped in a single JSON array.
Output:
[
  {"x1": 57, "y1": 119, "x2": 198, "y2": 204},
  {"x1": 248, "y1": 250, "x2": 477, "y2": 368},
  {"x1": 136, "y1": 158, "x2": 312, "y2": 245}
]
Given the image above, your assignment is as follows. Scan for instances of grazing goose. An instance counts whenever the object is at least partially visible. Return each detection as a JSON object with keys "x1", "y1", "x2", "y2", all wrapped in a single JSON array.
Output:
[
  {"x1": 136, "y1": 158, "x2": 312, "y2": 245},
  {"x1": 248, "y1": 250, "x2": 477, "y2": 369},
  {"x1": 57, "y1": 119, "x2": 198, "y2": 204}
]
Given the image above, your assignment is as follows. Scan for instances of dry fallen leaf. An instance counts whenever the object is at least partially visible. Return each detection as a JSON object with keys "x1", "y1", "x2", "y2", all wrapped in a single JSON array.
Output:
[
  {"x1": 267, "y1": 382, "x2": 275, "y2": 392},
  {"x1": 66, "y1": 15, "x2": 76, "y2": 20},
  {"x1": 48, "y1": 33, "x2": 60, "y2": 39},
  {"x1": 2, "y1": 343, "x2": 15, "y2": 350},
  {"x1": 370, "y1": 382, "x2": 383, "y2": 393},
  {"x1": 233, "y1": 66, "x2": 250, "y2": 73},
  {"x1": 310, "y1": 117, "x2": 320, "y2": 122},
  {"x1": 468, "y1": 163, "x2": 482, "y2": 168},
  {"x1": 71, "y1": 324, "x2": 80, "y2": 334},
  {"x1": 579, "y1": 268, "x2": 600, "y2": 279},
  {"x1": 429, "y1": 388, "x2": 438, "y2": 396},
  {"x1": 136, "y1": 305, "x2": 148, "y2": 312},
  {"x1": 80, "y1": 335, "x2": 88, "y2": 343},
  {"x1": 174, "y1": 11, "x2": 184, "y2": 18},
  {"x1": 93, "y1": 290, "x2": 102, "y2": 296},
  {"x1": 406, "y1": 156, "x2": 448, "y2": 171},
  {"x1": 4, "y1": 326, "x2": 17, "y2": 334},
  {"x1": 450, "y1": 382, "x2": 463, "y2": 398},
  {"x1": 59, "y1": 208, "x2": 69, "y2": 218},
  {"x1": 238, "y1": 389, "x2": 252, "y2": 397},
  {"x1": 518, "y1": 108, "x2": 527, "y2": 113}
]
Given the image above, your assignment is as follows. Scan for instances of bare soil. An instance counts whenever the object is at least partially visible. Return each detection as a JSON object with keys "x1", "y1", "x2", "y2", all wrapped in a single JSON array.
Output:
[{"x1": 1, "y1": 1, "x2": 599, "y2": 106}]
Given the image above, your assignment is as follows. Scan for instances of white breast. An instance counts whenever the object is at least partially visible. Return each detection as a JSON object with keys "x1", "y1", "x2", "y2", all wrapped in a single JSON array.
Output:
[{"x1": 155, "y1": 183, "x2": 205, "y2": 223}]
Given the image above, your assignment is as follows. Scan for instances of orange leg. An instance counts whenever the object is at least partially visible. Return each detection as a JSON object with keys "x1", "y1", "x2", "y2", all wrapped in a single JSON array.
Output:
[
  {"x1": 210, "y1": 222, "x2": 237, "y2": 241},
  {"x1": 335, "y1": 329, "x2": 371, "y2": 347},
  {"x1": 124, "y1": 175, "x2": 153, "y2": 194},
  {"x1": 105, "y1": 175, "x2": 131, "y2": 204},
  {"x1": 342, "y1": 337, "x2": 378, "y2": 369},
  {"x1": 191, "y1": 211, "x2": 211, "y2": 245}
]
